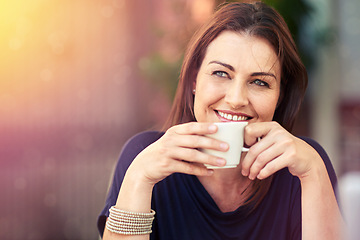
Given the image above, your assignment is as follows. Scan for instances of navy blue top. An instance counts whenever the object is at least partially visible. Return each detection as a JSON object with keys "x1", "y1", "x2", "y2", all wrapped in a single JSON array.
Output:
[{"x1": 97, "y1": 131, "x2": 338, "y2": 240}]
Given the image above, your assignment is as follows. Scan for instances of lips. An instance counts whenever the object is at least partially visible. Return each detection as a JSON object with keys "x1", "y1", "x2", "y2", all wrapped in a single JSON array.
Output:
[{"x1": 216, "y1": 110, "x2": 251, "y2": 121}]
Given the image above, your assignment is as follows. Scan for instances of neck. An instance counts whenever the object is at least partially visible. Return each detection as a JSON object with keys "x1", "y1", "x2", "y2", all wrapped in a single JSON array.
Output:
[
  {"x1": 197, "y1": 166, "x2": 254, "y2": 212},
  {"x1": 199, "y1": 166, "x2": 251, "y2": 190}
]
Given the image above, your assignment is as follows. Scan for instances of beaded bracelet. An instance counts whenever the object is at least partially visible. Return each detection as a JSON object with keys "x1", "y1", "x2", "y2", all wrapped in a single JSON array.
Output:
[{"x1": 106, "y1": 206, "x2": 156, "y2": 235}]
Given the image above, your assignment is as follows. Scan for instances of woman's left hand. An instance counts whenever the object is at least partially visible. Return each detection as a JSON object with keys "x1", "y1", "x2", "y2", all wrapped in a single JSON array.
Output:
[{"x1": 241, "y1": 121, "x2": 322, "y2": 180}]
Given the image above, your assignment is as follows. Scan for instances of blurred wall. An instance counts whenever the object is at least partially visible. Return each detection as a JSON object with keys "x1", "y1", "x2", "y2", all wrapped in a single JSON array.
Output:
[
  {"x1": 308, "y1": 0, "x2": 360, "y2": 175},
  {"x1": 337, "y1": 0, "x2": 360, "y2": 174}
]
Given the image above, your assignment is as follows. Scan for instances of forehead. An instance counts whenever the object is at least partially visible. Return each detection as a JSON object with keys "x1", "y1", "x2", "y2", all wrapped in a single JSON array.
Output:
[{"x1": 203, "y1": 30, "x2": 281, "y2": 75}]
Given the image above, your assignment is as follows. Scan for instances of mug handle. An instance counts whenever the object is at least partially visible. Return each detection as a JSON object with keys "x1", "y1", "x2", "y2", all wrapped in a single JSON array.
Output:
[{"x1": 242, "y1": 137, "x2": 261, "y2": 152}]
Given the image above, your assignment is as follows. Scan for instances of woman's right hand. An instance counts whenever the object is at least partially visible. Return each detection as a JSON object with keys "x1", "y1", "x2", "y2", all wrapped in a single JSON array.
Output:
[
  {"x1": 126, "y1": 122, "x2": 229, "y2": 186},
  {"x1": 105, "y1": 123, "x2": 228, "y2": 239}
]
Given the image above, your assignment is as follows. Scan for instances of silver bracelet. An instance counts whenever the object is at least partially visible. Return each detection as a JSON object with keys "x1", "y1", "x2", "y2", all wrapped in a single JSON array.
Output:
[{"x1": 106, "y1": 206, "x2": 155, "y2": 235}]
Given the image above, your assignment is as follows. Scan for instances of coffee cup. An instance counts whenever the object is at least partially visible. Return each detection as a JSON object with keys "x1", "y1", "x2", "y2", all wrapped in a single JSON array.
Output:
[{"x1": 202, "y1": 122, "x2": 249, "y2": 169}]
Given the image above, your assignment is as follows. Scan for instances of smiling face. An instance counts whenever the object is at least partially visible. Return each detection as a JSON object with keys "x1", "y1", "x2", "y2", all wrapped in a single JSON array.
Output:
[{"x1": 193, "y1": 30, "x2": 281, "y2": 124}]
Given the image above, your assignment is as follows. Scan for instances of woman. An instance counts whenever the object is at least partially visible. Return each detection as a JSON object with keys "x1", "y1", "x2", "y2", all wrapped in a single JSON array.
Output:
[{"x1": 98, "y1": 2, "x2": 342, "y2": 239}]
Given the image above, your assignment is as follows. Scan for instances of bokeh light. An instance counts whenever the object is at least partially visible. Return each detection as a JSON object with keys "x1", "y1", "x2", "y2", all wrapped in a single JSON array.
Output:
[{"x1": 1, "y1": 0, "x2": 359, "y2": 239}]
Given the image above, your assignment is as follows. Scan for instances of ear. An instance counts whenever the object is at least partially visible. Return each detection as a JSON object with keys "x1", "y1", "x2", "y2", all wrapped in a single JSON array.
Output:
[
  {"x1": 192, "y1": 81, "x2": 196, "y2": 95},
  {"x1": 190, "y1": 67, "x2": 199, "y2": 95}
]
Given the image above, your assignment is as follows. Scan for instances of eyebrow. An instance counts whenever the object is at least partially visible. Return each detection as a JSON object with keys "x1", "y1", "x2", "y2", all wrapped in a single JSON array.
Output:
[
  {"x1": 251, "y1": 72, "x2": 277, "y2": 80},
  {"x1": 209, "y1": 61, "x2": 235, "y2": 71},
  {"x1": 208, "y1": 60, "x2": 277, "y2": 80}
]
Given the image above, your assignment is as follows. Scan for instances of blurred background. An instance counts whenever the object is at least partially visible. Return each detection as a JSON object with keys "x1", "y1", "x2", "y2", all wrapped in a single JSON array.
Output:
[{"x1": 1, "y1": 0, "x2": 359, "y2": 239}]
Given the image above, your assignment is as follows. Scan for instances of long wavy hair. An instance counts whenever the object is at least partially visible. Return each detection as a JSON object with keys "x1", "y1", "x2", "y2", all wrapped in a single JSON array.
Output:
[{"x1": 163, "y1": 1, "x2": 308, "y2": 210}]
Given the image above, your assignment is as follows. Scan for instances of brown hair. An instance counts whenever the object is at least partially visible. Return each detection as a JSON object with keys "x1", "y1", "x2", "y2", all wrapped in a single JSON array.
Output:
[{"x1": 164, "y1": 1, "x2": 308, "y2": 210}]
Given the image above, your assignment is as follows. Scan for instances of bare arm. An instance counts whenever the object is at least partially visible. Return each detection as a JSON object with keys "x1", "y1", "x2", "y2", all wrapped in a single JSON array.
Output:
[
  {"x1": 102, "y1": 122, "x2": 228, "y2": 239},
  {"x1": 103, "y1": 169, "x2": 153, "y2": 240},
  {"x1": 299, "y1": 149, "x2": 343, "y2": 240},
  {"x1": 242, "y1": 122, "x2": 343, "y2": 239}
]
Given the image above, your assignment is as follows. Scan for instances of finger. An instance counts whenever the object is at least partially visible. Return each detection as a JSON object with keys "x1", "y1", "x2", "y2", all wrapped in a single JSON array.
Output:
[
  {"x1": 256, "y1": 154, "x2": 289, "y2": 180},
  {"x1": 172, "y1": 122, "x2": 218, "y2": 135},
  {"x1": 169, "y1": 147, "x2": 226, "y2": 168},
  {"x1": 244, "y1": 122, "x2": 279, "y2": 147},
  {"x1": 247, "y1": 144, "x2": 283, "y2": 180},
  {"x1": 241, "y1": 136, "x2": 274, "y2": 177},
  {"x1": 174, "y1": 134, "x2": 229, "y2": 152},
  {"x1": 168, "y1": 159, "x2": 214, "y2": 176}
]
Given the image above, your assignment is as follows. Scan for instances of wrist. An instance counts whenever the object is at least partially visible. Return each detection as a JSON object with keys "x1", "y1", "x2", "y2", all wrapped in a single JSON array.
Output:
[
  {"x1": 299, "y1": 160, "x2": 325, "y2": 183},
  {"x1": 296, "y1": 143, "x2": 326, "y2": 183},
  {"x1": 116, "y1": 167, "x2": 155, "y2": 213},
  {"x1": 126, "y1": 162, "x2": 157, "y2": 189}
]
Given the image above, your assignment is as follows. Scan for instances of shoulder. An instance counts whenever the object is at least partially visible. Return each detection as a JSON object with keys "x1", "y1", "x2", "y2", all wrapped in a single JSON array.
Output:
[
  {"x1": 124, "y1": 131, "x2": 164, "y2": 149},
  {"x1": 97, "y1": 131, "x2": 164, "y2": 237},
  {"x1": 119, "y1": 131, "x2": 164, "y2": 164}
]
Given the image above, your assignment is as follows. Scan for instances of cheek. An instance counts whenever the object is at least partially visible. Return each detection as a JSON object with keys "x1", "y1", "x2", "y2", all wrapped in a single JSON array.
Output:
[
  {"x1": 193, "y1": 81, "x2": 208, "y2": 118},
  {"x1": 194, "y1": 86, "x2": 213, "y2": 111},
  {"x1": 195, "y1": 78, "x2": 220, "y2": 103},
  {"x1": 253, "y1": 94, "x2": 279, "y2": 120},
  {"x1": 194, "y1": 79, "x2": 223, "y2": 118}
]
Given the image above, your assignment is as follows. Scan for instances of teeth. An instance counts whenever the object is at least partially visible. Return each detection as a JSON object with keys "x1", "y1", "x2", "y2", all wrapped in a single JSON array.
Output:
[{"x1": 217, "y1": 111, "x2": 248, "y2": 121}]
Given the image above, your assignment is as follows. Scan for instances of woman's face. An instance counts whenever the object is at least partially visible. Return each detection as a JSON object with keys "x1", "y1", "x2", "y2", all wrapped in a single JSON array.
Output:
[{"x1": 193, "y1": 30, "x2": 281, "y2": 124}]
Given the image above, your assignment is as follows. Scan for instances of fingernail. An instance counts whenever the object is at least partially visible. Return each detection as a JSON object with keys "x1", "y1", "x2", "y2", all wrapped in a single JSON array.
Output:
[
  {"x1": 242, "y1": 170, "x2": 248, "y2": 176},
  {"x1": 207, "y1": 169, "x2": 214, "y2": 175},
  {"x1": 208, "y1": 125, "x2": 217, "y2": 132},
  {"x1": 216, "y1": 158, "x2": 226, "y2": 166},
  {"x1": 220, "y1": 143, "x2": 228, "y2": 150}
]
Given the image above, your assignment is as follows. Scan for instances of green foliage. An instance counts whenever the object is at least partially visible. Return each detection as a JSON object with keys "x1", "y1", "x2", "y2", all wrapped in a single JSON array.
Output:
[
  {"x1": 263, "y1": 0, "x2": 314, "y2": 67},
  {"x1": 139, "y1": 53, "x2": 183, "y2": 99}
]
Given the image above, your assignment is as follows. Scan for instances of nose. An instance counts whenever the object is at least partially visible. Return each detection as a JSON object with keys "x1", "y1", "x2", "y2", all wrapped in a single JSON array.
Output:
[{"x1": 224, "y1": 80, "x2": 249, "y2": 109}]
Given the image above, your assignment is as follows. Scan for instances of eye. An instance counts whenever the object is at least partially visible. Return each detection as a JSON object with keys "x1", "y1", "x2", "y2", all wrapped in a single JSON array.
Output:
[
  {"x1": 252, "y1": 79, "x2": 269, "y2": 87},
  {"x1": 212, "y1": 71, "x2": 229, "y2": 78}
]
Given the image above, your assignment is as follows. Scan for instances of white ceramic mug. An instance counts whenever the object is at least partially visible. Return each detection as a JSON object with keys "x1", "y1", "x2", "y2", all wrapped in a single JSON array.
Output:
[{"x1": 202, "y1": 122, "x2": 249, "y2": 169}]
